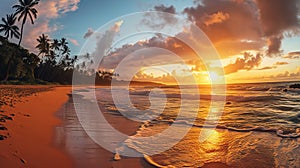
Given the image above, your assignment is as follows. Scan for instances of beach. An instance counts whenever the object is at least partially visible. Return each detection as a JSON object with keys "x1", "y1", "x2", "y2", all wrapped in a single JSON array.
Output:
[
  {"x1": 0, "y1": 86, "x2": 73, "y2": 167},
  {"x1": 0, "y1": 84, "x2": 299, "y2": 168},
  {"x1": 0, "y1": 85, "x2": 154, "y2": 168}
]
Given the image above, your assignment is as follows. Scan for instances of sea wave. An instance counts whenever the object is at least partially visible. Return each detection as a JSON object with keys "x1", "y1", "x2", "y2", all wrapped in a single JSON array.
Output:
[{"x1": 138, "y1": 119, "x2": 300, "y2": 139}]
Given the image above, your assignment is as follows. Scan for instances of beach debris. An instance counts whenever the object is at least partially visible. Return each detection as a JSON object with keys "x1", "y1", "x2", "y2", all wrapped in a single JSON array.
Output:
[
  {"x1": 13, "y1": 151, "x2": 27, "y2": 164},
  {"x1": 113, "y1": 153, "x2": 121, "y2": 161},
  {"x1": 20, "y1": 158, "x2": 27, "y2": 164},
  {"x1": 24, "y1": 114, "x2": 31, "y2": 117},
  {"x1": 0, "y1": 125, "x2": 7, "y2": 130},
  {"x1": 0, "y1": 135, "x2": 7, "y2": 140},
  {"x1": 10, "y1": 114, "x2": 15, "y2": 116},
  {"x1": 0, "y1": 114, "x2": 13, "y2": 121},
  {"x1": 4, "y1": 116, "x2": 12, "y2": 120}
]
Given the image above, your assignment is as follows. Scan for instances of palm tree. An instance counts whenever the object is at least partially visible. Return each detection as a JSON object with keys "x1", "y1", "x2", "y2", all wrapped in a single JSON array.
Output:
[
  {"x1": 36, "y1": 34, "x2": 50, "y2": 58},
  {"x1": 0, "y1": 14, "x2": 20, "y2": 40},
  {"x1": 57, "y1": 38, "x2": 70, "y2": 64},
  {"x1": 13, "y1": 0, "x2": 40, "y2": 46},
  {"x1": 51, "y1": 39, "x2": 60, "y2": 52},
  {"x1": 60, "y1": 38, "x2": 68, "y2": 53}
]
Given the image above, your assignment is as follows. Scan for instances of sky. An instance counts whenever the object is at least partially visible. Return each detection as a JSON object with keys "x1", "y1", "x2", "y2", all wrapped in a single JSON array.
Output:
[{"x1": 1, "y1": 0, "x2": 300, "y2": 84}]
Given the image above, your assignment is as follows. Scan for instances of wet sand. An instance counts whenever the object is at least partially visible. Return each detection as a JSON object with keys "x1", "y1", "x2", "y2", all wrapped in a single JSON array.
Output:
[{"x1": 55, "y1": 92, "x2": 155, "y2": 168}]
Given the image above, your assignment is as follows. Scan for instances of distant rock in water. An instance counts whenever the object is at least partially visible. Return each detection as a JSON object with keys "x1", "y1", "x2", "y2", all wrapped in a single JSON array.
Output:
[{"x1": 289, "y1": 84, "x2": 300, "y2": 89}]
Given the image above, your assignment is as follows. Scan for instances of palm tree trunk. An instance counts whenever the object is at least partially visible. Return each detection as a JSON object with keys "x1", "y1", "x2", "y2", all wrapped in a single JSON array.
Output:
[
  {"x1": 4, "y1": 59, "x2": 11, "y2": 81},
  {"x1": 18, "y1": 22, "x2": 25, "y2": 46}
]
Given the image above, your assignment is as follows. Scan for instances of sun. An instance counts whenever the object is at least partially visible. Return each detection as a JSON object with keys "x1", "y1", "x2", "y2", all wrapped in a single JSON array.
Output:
[{"x1": 207, "y1": 71, "x2": 225, "y2": 84}]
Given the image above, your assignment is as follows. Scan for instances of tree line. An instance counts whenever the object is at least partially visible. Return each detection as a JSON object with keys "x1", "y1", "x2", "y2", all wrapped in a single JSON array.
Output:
[{"x1": 0, "y1": 0, "x2": 115, "y2": 85}]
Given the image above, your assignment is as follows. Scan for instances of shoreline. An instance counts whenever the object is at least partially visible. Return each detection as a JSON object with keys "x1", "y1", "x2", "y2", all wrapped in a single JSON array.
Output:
[
  {"x1": 0, "y1": 85, "x2": 156, "y2": 167},
  {"x1": 55, "y1": 91, "x2": 156, "y2": 168},
  {"x1": 0, "y1": 86, "x2": 73, "y2": 167}
]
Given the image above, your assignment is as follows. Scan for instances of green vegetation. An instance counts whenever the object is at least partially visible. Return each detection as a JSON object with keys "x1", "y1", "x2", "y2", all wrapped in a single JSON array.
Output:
[{"x1": 0, "y1": 0, "x2": 115, "y2": 85}]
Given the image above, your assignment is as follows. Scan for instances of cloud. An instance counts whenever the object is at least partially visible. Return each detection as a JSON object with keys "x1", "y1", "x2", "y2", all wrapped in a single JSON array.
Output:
[
  {"x1": 275, "y1": 68, "x2": 300, "y2": 78},
  {"x1": 203, "y1": 11, "x2": 230, "y2": 26},
  {"x1": 224, "y1": 52, "x2": 262, "y2": 74},
  {"x1": 69, "y1": 38, "x2": 80, "y2": 46},
  {"x1": 142, "y1": 5, "x2": 178, "y2": 29},
  {"x1": 184, "y1": 0, "x2": 262, "y2": 42},
  {"x1": 21, "y1": 0, "x2": 80, "y2": 52},
  {"x1": 255, "y1": 0, "x2": 299, "y2": 37},
  {"x1": 255, "y1": 0, "x2": 299, "y2": 55},
  {"x1": 257, "y1": 61, "x2": 288, "y2": 70},
  {"x1": 266, "y1": 35, "x2": 283, "y2": 55},
  {"x1": 83, "y1": 28, "x2": 94, "y2": 39},
  {"x1": 183, "y1": 0, "x2": 300, "y2": 57},
  {"x1": 183, "y1": 0, "x2": 264, "y2": 57},
  {"x1": 154, "y1": 5, "x2": 176, "y2": 14},
  {"x1": 274, "y1": 61, "x2": 288, "y2": 66},
  {"x1": 87, "y1": 0, "x2": 300, "y2": 79},
  {"x1": 284, "y1": 52, "x2": 300, "y2": 59},
  {"x1": 56, "y1": 0, "x2": 80, "y2": 14},
  {"x1": 257, "y1": 66, "x2": 276, "y2": 70},
  {"x1": 99, "y1": 32, "x2": 203, "y2": 71},
  {"x1": 91, "y1": 20, "x2": 124, "y2": 69}
]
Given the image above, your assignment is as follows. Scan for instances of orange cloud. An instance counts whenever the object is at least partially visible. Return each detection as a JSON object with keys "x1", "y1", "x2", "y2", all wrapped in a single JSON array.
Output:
[
  {"x1": 274, "y1": 61, "x2": 288, "y2": 66},
  {"x1": 204, "y1": 12, "x2": 230, "y2": 26},
  {"x1": 284, "y1": 52, "x2": 300, "y2": 59},
  {"x1": 224, "y1": 52, "x2": 262, "y2": 74},
  {"x1": 184, "y1": 0, "x2": 300, "y2": 57},
  {"x1": 69, "y1": 38, "x2": 80, "y2": 46}
]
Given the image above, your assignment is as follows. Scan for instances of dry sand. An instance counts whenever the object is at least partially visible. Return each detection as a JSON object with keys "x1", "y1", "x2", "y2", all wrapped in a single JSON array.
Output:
[{"x1": 0, "y1": 86, "x2": 73, "y2": 167}]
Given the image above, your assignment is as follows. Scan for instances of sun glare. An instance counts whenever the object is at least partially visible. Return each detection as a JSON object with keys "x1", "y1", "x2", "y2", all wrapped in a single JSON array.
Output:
[{"x1": 206, "y1": 71, "x2": 225, "y2": 84}]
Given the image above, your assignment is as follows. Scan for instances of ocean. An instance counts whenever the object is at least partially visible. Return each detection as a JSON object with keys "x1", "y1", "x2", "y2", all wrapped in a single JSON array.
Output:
[{"x1": 56, "y1": 81, "x2": 300, "y2": 167}]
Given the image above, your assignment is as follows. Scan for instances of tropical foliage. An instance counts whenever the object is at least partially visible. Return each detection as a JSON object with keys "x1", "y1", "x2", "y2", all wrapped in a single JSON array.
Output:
[
  {"x1": 0, "y1": 14, "x2": 20, "y2": 40},
  {"x1": 0, "y1": 0, "x2": 115, "y2": 85},
  {"x1": 13, "y1": 0, "x2": 39, "y2": 46}
]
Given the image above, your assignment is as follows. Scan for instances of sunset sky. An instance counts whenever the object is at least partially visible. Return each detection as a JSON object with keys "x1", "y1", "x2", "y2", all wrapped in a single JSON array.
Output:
[{"x1": 1, "y1": 0, "x2": 300, "y2": 84}]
